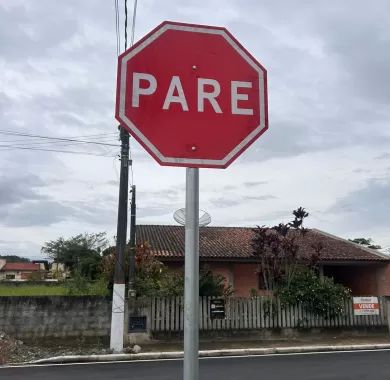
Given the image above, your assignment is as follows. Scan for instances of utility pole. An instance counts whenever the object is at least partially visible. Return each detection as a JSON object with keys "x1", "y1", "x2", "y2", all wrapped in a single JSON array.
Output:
[
  {"x1": 128, "y1": 185, "x2": 136, "y2": 299},
  {"x1": 110, "y1": 126, "x2": 129, "y2": 353}
]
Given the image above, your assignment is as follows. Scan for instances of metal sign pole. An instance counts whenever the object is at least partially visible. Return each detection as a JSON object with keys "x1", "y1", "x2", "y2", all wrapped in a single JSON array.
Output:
[{"x1": 183, "y1": 167, "x2": 199, "y2": 380}]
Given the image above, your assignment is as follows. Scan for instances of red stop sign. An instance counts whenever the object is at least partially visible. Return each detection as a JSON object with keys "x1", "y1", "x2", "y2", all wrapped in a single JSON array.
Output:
[{"x1": 116, "y1": 21, "x2": 268, "y2": 169}]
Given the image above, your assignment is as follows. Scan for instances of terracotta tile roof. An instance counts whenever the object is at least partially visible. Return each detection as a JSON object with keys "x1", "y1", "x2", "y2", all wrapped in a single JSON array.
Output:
[
  {"x1": 136, "y1": 225, "x2": 389, "y2": 263},
  {"x1": 1, "y1": 262, "x2": 41, "y2": 271}
]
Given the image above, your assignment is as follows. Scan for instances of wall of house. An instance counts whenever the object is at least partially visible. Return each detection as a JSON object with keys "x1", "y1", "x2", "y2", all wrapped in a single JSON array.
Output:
[
  {"x1": 0, "y1": 296, "x2": 112, "y2": 339},
  {"x1": 0, "y1": 270, "x2": 21, "y2": 280},
  {"x1": 0, "y1": 270, "x2": 38, "y2": 280},
  {"x1": 323, "y1": 265, "x2": 385, "y2": 295},
  {"x1": 376, "y1": 264, "x2": 390, "y2": 296},
  {"x1": 203, "y1": 262, "x2": 234, "y2": 288},
  {"x1": 232, "y1": 263, "x2": 259, "y2": 297},
  {"x1": 164, "y1": 261, "x2": 266, "y2": 297}
]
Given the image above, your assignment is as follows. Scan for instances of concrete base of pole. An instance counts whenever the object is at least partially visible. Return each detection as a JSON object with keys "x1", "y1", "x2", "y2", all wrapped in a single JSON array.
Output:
[{"x1": 110, "y1": 283, "x2": 126, "y2": 353}]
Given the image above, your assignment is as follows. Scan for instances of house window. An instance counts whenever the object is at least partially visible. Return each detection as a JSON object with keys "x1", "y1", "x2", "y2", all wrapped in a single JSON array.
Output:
[{"x1": 6, "y1": 274, "x2": 15, "y2": 280}]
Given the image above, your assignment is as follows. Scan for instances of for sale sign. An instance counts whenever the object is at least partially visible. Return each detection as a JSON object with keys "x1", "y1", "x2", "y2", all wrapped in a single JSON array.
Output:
[{"x1": 353, "y1": 296, "x2": 380, "y2": 315}]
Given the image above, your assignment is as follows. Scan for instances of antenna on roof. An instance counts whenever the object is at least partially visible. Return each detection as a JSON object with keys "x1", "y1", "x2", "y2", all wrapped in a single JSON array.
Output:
[{"x1": 173, "y1": 208, "x2": 211, "y2": 227}]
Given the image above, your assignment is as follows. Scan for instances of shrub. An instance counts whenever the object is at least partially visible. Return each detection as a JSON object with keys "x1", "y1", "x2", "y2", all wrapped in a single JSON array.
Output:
[{"x1": 277, "y1": 267, "x2": 351, "y2": 319}]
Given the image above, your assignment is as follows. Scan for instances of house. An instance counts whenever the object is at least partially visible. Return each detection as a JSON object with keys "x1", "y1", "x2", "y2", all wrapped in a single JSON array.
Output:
[
  {"x1": 48, "y1": 262, "x2": 70, "y2": 279},
  {"x1": 0, "y1": 259, "x2": 43, "y2": 281},
  {"x1": 136, "y1": 225, "x2": 390, "y2": 297}
]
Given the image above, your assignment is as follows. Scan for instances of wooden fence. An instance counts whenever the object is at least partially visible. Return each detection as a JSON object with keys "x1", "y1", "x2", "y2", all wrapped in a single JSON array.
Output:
[{"x1": 150, "y1": 296, "x2": 388, "y2": 332}]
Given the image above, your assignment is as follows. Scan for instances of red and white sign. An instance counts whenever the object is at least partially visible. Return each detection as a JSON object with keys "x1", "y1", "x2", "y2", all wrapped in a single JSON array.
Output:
[
  {"x1": 353, "y1": 297, "x2": 380, "y2": 315},
  {"x1": 115, "y1": 21, "x2": 268, "y2": 168}
]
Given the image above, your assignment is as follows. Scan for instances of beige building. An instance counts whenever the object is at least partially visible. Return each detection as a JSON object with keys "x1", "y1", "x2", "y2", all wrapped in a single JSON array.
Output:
[{"x1": 0, "y1": 259, "x2": 42, "y2": 280}]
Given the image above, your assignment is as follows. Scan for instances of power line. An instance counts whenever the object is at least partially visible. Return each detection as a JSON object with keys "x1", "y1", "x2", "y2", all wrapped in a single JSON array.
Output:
[
  {"x1": 0, "y1": 130, "x2": 119, "y2": 147},
  {"x1": 0, "y1": 144, "x2": 116, "y2": 157},
  {"x1": 131, "y1": 0, "x2": 138, "y2": 46},
  {"x1": 114, "y1": 0, "x2": 121, "y2": 56},
  {"x1": 0, "y1": 137, "x2": 117, "y2": 150},
  {"x1": 124, "y1": 0, "x2": 128, "y2": 50},
  {"x1": 0, "y1": 129, "x2": 117, "y2": 139}
]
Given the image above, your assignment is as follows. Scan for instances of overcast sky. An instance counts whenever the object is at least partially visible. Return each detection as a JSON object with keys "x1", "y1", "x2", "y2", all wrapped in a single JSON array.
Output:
[{"x1": 1, "y1": 0, "x2": 390, "y2": 259}]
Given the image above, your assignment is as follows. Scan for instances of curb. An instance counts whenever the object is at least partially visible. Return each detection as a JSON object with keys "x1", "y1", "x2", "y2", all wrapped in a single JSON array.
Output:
[{"x1": 26, "y1": 343, "x2": 390, "y2": 365}]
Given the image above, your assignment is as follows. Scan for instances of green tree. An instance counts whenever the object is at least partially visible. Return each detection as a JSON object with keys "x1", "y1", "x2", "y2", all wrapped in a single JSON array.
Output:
[
  {"x1": 349, "y1": 238, "x2": 382, "y2": 250},
  {"x1": 101, "y1": 243, "x2": 232, "y2": 297},
  {"x1": 277, "y1": 267, "x2": 350, "y2": 319},
  {"x1": 41, "y1": 232, "x2": 108, "y2": 280},
  {"x1": 199, "y1": 267, "x2": 233, "y2": 297},
  {"x1": 0, "y1": 255, "x2": 30, "y2": 263},
  {"x1": 252, "y1": 207, "x2": 322, "y2": 291}
]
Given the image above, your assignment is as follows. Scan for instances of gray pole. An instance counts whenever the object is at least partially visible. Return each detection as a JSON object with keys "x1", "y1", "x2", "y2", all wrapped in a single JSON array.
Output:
[
  {"x1": 183, "y1": 167, "x2": 199, "y2": 380},
  {"x1": 110, "y1": 126, "x2": 129, "y2": 352}
]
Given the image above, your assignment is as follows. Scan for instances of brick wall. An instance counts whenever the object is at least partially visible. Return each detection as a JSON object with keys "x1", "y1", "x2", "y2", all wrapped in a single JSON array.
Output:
[
  {"x1": 204, "y1": 262, "x2": 234, "y2": 287},
  {"x1": 165, "y1": 260, "x2": 390, "y2": 297},
  {"x1": 376, "y1": 264, "x2": 390, "y2": 296},
  {"x1": 323, "y1": 265, "x2": 385, "y2": 295},
  {"x1": 0, "y1": 296, "x2": 112, "y2": 339},
  {"x1": 232, "y1": 263, "x2": 258, "y2": 297}
]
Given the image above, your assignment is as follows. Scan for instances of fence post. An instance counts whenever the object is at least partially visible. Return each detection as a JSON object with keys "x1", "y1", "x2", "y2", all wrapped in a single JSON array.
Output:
[{"x1": 385, "y1": 297, "x2": 390, "y2": 333}]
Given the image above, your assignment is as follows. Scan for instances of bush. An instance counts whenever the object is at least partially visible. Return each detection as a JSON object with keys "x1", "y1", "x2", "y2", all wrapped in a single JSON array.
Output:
[
  {"x1": 199, "y1": 268, "x2": 233, "y2": 297},
  {"x1": 64, "y1": 272, "x2": 109, "y2": 296},
  {"x1": 277, "y1": 267, "x2": 350, "y2": 319}
]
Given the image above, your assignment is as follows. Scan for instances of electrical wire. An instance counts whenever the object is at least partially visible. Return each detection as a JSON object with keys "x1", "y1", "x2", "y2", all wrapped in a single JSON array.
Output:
[
  {"x1": 130, "y1": 0, "x2": 138, "y2": 46},
  {"x1": 124, "y1": 0, "x2": 128, "y2": 50},
  {"x1": 114, "y1": 0, "x2": 121, "y2": 56},
  {"x1": 0, "y1": 144, "x2": 116, "y2": 157},
  {"x1": 0, "y1": 130, "x2": 119, "y2": 147}
]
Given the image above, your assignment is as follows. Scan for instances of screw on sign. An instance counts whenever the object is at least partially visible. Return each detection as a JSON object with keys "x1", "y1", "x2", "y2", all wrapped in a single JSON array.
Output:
[
  {"x1": 115, "y1": 21, "x2": 268, "y2": 380},
  {"x1": 116, "y1": 21, "x2": 268, "y2": 168}
]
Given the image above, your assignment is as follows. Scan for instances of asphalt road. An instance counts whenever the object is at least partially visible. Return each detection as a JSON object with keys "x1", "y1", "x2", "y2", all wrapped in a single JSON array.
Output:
[{"x1": 2, "y1": 350, "x2": 390, "y2": 380}]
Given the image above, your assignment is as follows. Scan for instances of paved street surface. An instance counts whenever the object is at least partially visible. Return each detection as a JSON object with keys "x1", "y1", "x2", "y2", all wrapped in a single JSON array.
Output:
[{"x1": 2, "y1": 350, "x2": 390, "y2": 380}]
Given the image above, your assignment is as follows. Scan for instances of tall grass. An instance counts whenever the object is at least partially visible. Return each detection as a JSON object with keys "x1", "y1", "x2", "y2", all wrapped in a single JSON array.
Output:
[{"x1": 0, "y1": 280, "x2": 109, "y2": 296}]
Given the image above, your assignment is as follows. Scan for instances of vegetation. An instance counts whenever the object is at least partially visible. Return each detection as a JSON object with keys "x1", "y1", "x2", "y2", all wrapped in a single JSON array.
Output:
[
  {"x1": 41, "y1": 232, "x2": 108, "y2": 280},
  {"x1": 101, "y1": 243, "x2": 232, "y2": 297},
  {"x1": 252, "y1": 207, "x2": 322, "y2": 291},
  {"x1": 277, "y1": 267, "x2": 350, "y2": 319},
  {"x1": 0, "y1": 285, "x2": 68, "y2": 296},
  {"x1": 10, "y1": 211, "x2": 350, "y2": 309},
  {"x1": 0, "y1": 282, "x2": 108, "y2": 296},
  {"x1": 0, "y1": 255, "x2": 30, "y2": 263},
  {"x1": 349, "y1": 237, "x2": 382, "y2": 250},
  {"x1": 252, "y1": 207, "x2": 350, "y2": 318}
]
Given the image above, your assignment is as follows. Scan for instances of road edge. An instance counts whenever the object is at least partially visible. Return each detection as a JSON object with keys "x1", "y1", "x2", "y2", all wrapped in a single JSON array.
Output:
[{"x1": 12, "y1": 343, "x2": 390, "y2": 365}]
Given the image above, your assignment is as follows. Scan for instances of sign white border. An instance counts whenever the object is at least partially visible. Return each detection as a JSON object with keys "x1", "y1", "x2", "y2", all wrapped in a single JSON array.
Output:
[{"x1": 117, "y1": 22, "x2": 267, "y2": 168}]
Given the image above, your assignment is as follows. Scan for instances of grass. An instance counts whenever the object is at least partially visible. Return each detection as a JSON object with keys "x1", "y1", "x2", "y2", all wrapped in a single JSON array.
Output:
[
  {"x1": 0, "y1": 280, "x2": 109, "y2": 296},
  {"x1": 0, "y1": 284, "x2": 69, "y2": 296}
]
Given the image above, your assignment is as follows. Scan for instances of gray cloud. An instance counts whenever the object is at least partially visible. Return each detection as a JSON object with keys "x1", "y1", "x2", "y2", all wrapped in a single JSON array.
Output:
[
  {"x1": 138, "y1": 206, "x2": 172, "y2": 219},
  {"x1": 244, "y1": 181, "x2": 269, "y2": 187},
  {"x1": 243, "y1": 195, "x2": 276, "y2": 201},
  {"x1": 210, "y1": 194, "x2": 276, "y2": 208},
  {"x1": 0, "y1": 174, "x2": 47, "y2": 206},
  {"x1": 1, "y1": 0, "x2": 390, "y2": 256},
  {"x1": 2, "y1": 200, "x2": 75, "y2": 227},
  {"x1": 376, "y1": 153, "x2": 390, "y2": 160},
  {"x1": 209, "y1": 198, "x2": 241, "y2": 208},
  {"x1": 328, "y1": 178, "x2": 390, "y2": 228}
]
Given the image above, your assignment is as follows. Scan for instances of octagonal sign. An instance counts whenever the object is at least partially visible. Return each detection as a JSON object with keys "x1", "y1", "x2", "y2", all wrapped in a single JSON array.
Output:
[{"x1": 116, "y1": 21, "x2": 268, "y2": 169}]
